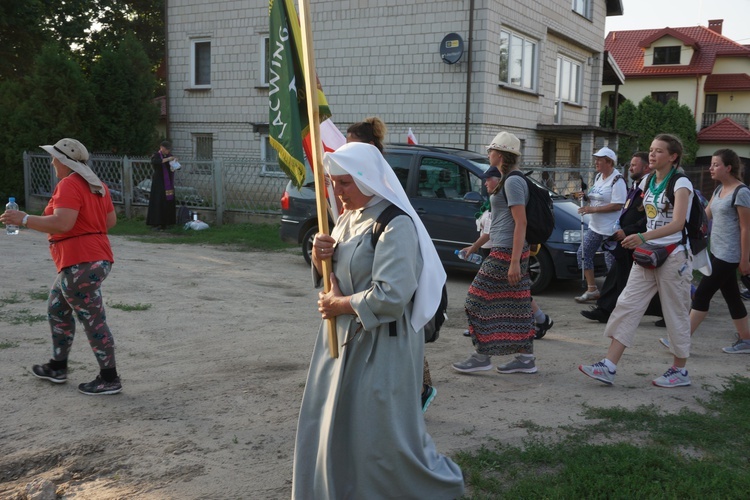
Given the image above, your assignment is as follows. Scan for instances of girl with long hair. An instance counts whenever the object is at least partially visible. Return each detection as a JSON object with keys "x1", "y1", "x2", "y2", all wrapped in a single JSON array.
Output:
[
  {"x1": 452, "y1": 131, "x2": 538, "y2": 375},
  {"x1": 579, "y1": 134, "x2": 695, "y2": 388}
]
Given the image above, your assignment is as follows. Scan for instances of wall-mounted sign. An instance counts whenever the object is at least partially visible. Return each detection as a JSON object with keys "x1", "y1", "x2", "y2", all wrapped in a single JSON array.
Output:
[{"x1": 439, "y1": 33, "x2": 464, "y2": 65}]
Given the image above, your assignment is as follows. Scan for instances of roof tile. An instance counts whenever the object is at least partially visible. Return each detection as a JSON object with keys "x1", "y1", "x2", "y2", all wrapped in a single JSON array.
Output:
[
  {"x1": 606, "y1": 26, "x2": 750, "y2": 77},
  {"x1": 697, "y1": 118, "x2": 750, "y2": 143}
]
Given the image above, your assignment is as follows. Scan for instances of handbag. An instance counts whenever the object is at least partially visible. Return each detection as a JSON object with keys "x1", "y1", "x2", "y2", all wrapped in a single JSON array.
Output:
[{"x1": 633, "y1": 243, "x2": 677, "y2": 269}]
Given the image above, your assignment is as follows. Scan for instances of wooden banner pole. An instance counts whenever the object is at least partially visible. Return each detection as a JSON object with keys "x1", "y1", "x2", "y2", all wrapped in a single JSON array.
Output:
[{"x1": 297, "y1": 0, "x2": 338, "y2": 358}]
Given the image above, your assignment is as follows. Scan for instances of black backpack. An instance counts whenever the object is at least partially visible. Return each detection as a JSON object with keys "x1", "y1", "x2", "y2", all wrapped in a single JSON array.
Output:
[
  {"x1": 502, "y1": 171, "x2": 555, "y2": 245},
  {"x1": 729, "y1": 184, "x2": 750, "y2": 208},
  {"x1": 371, "y1": 204, "x2": 448, "y2": 343},
  {"x1": 647, "y1": 171, "x2": 709, "y2": 254},
  {"x1": 176, "y1": 202, "x2": 191, "y2": 225}
]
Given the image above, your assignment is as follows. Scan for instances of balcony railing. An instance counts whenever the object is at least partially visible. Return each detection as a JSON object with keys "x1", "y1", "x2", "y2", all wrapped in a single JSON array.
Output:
[{"x1": 701, "y1": 112, "x2": 749, "y2": 129}]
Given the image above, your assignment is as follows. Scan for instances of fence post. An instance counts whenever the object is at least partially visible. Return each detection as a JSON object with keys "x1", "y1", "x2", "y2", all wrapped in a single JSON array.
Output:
[
  {"x1": 123, "y1": 156, "x2": 132, "y2": 218},
  {"x1": 23, "y1": 152, "x2": 30, "y2": 206},
  {"x1": 213, "y1": 158, "x2": 224, "y2": 226}
]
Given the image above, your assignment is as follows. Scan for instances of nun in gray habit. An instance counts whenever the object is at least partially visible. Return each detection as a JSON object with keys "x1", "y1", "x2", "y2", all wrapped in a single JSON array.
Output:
[{"x1": 291, "y1": 142, "x2": 464, "y2": 499}]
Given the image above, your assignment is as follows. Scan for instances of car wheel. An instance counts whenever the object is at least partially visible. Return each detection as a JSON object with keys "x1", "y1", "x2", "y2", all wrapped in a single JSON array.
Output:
[
  {"x1": 529, "y1": 246, "x2": 554, "y2": 295},
  {"x1": 302, "y1": 225, "x2": 318, "y2": 265}
]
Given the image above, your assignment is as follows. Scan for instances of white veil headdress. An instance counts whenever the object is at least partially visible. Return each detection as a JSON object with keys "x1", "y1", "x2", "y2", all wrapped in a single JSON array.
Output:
[{"x1": 323, "y1": 142, "x2": 446, "y2": 331}]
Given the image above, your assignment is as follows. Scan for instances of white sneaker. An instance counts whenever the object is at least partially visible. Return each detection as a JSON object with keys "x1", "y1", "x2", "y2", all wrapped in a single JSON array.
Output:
[
  {"x1": 722, "y1": 339, "x2": 750, "y2": 354},
  {"x1": 575, "y1": 290, "x2": 600, "y2": 303},
  {"x1": 579, "y1": 361, "x2": 615, "y2": 385},
  {"x1": 652, "y1": 367, "x2": 691, "y2": 388}
]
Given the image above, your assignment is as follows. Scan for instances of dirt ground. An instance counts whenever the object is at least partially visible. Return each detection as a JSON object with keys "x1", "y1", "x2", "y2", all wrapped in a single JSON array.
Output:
[{"x1": 1, "y1": 230, "x2": 747, "y2": 499}]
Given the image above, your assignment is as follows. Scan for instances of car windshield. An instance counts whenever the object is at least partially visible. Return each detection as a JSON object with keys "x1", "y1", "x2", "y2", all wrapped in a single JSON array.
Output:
[{"x1": 467, "y1": 158, "x2": 490, "y2": 173}]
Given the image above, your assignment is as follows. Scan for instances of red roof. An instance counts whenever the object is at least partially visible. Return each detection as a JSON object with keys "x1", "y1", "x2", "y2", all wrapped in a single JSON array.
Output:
[
  {"x1": 697, "y1": 118, "x2": 750, "y2": 143},
  {"x1": 605, "y1": 26, "x2": 750, "y2": 77},
  {"x1": 704, "y1": 73, "x2": 750, "y2": 91}
]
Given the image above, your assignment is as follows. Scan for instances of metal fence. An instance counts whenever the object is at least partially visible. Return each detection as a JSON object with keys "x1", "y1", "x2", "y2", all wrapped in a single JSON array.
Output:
[
  {"x1": 23, "y1": 152, "x2": 290, "y2": 225},
  {"x1": 24, "y1": 152, "x2": 713, "y2": 224}
]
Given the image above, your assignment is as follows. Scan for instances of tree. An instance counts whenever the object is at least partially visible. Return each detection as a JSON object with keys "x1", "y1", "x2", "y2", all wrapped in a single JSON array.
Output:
[
  {"x1": 89, "y1": 33, "x2": 160, "y2": 154},
  {"x1": 0, "y1": 0, "x2": 50, "y2": 81},
  {"x1": 0, "y1": 45, "x2": 97, "y2": 203},
  {"x1": 0, "y1": 1, "x2": 165, "y2": 84},
  {"x1": 614, "y1": 97, "x2": 699, "y2": 166}
]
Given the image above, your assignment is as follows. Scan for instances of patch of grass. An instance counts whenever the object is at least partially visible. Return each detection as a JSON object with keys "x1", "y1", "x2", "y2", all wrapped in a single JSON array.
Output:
[
  {"x1": 0, "y1": 340, "x2": 19, "y2": 349},
  {"x1": 108, "y1": 216, "x2": 295, "y2": 252},
  {"x1": 456, "y1": 376, "x2": 750, "y2": 498},
  {"x1": 0, "y1": 309, "x2": 47, "y2": 325},
  {"x1": 108, "y1": 302, "x2": 152, "y2": 312},
  {"x1": 28, "y1": 291, "x2": 49, "y2": 301},
  {"x1": 0, "y1": 292, "x2": 22, "y2": 305}
]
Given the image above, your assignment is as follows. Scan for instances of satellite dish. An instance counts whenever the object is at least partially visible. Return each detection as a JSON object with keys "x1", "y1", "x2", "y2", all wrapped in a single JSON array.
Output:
[{"x1": 440, "y1": 33, "x2": 464, "y2": 64}]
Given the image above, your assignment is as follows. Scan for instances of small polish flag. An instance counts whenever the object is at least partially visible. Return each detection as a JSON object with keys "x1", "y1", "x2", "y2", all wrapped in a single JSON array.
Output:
[{"x1": 407, "y1": 127, "x2": 418, "y2": 145}]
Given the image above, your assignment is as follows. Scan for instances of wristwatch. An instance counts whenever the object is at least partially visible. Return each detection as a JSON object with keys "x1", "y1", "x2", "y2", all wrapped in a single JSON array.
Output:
[{"x1": 22, "y1": 214, "x2": 29, "y2": 227}]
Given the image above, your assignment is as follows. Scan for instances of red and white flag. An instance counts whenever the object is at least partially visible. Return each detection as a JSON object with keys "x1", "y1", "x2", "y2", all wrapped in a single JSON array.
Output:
[
  {"x1": 406, "y1": 127, "x2": 418, "y2": 145},
  {"x1": 302, "y1": 118, "x2": 346, "y2": 158},
  {"x1": 301, "y1": 119, "x2": 347, "y2": 222}
]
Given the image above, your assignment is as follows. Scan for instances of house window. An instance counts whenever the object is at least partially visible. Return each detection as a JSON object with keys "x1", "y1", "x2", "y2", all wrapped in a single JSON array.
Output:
[
  {"x1": 653, "y1": 46, "x2": 681, "y2": 65},
  {"x1": 556, "y1": 56, "x2": 582, "y2": 104},
  {"x1": 191, "y1": 39, "x2": 211, "y2": 88},
  {"x1": 260, "y1": 36, "x2": 270, "y2": 86},
  {"x1": 570, "y1": 143, "x2": 581, "y2": 166},
  {"x1": 261, "y1": 134, "x2": 285, "y2": 177},
  {"x1": 572, "y1": 0, "x2": 591, "y2": 19},
  {"x1": 188, "y1": 134, "x2": 212, "y2": 174},
  {"x1": 651, "y1": 92, "x2": 678, "y2": 105},
  {"x1": 499, "y1": 30, "x2": 537, "y2": 91},
  {"x1": 704, "y1": 94, "x2": 717, "y2": 114}
]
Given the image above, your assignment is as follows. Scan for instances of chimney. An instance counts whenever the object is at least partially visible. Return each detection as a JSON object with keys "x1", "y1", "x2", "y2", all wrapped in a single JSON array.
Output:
[{"x1": 708, "y1": 19, "x2": 723, "y2": 35}]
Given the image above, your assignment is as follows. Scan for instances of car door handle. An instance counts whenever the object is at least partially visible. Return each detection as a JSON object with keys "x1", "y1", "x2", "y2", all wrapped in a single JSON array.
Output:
[{"x1": 415, "y1": 207, "x2": 427, "y2": 213}]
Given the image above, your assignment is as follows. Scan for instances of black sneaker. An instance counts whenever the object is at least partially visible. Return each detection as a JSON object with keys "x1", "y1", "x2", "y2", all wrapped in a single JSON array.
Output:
[
  {"x1": 421, "y1": 385, "x2": 437, "y2": 413},
  {"x1": 654, "y1": 318, "x2": 666, "y2": 328},
  {"x1": 534, "y1": 315, "x2": 554, "y2": 339},
  {"x1": 580, "y1": 307, "x2": 610, "y2": 324},
  {"x1": 32, "y1": 364, "x2": 67, "y2": 384},
  {"x1": 78, "y1": 375, "x2": 122, "y2": 395}
]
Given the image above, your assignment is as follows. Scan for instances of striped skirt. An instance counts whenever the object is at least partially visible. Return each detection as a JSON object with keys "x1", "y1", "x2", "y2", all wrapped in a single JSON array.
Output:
[{"x1": 465, "y1": 246, "x2": 534, "y2": 356}]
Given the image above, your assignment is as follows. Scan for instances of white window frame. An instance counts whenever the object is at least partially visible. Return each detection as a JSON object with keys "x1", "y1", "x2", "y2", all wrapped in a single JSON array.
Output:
[
  {"x1": 190, "y1": 38, "x2": 211, "y2": 89},
  {"x1": 556, "y1": 55, "x2": 583, "y2": 105},
  {"x1": 260, "y1": 35, "x2": 270, "y2": 87},
  {"x1": 260, "y1": 134, "x2": 285, "y2": 177},
  {"x1": 572, "y1": 0, "x2": 592, "y2": 19},
  {"x1": 499, "y1": 29, "x2": 538, "y2": 92}
]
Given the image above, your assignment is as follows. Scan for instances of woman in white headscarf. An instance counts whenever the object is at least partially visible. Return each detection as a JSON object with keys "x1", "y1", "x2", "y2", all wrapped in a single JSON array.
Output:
[{"x1": 291, "y1": 142, "x2": 464, "y2": 499}]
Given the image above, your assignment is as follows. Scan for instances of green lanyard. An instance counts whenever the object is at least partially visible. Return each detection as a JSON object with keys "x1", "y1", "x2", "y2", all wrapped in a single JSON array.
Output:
[{"x1": 648, "y1": 167, "x2": 676, "y2": 201}]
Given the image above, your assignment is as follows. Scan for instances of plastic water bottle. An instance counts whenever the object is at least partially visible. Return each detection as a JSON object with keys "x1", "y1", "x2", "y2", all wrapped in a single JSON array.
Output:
[
  {"x1": 612, "y1": 219, "x2": 621, "y2": 234},
  {"x1": 5, "y1": 197, "x2": 19, "y2": 235},
  {"x1": 455, "y1": 249, "x2": 483, "y2": 265}
]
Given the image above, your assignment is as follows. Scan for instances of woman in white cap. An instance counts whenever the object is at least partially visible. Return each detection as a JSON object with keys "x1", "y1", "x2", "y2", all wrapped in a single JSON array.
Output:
[
  {"x1": 291, "y1": 142, "x2": 464, "y2": 499},
  {"x1": 573, "y1": 146, "x2": 627, "y2": 302},
  {"x1": 452, "y1": 132, "x2": 539, "y2": 375},
  {"x1": 0, "y1": 138, "x2": 121, "y2": 395}
]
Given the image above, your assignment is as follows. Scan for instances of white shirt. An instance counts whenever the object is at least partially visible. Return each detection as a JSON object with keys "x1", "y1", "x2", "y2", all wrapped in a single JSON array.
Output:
[
  {"x1": 639, "y1": 175, "x2": 694, "y2": 250},
  {"x1": 587, "y1": 171, "x2": 627, "y2": 236}
]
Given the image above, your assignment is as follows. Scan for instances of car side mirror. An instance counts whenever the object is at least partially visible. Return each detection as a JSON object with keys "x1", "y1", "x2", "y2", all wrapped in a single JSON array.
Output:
[{"x1": 463, "y1": 191, "x2": 483, "y2": 202}]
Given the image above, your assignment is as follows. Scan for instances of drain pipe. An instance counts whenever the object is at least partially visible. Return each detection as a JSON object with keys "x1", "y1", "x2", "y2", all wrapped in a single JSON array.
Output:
[{"x1": 463, "y1": 0, "x2": 475, "y2": 150}]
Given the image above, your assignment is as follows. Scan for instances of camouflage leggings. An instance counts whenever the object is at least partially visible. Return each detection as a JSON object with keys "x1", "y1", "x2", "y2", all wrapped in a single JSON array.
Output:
[{"x1": 48, "y1": 261, "x2": 116, "y2": 369}]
